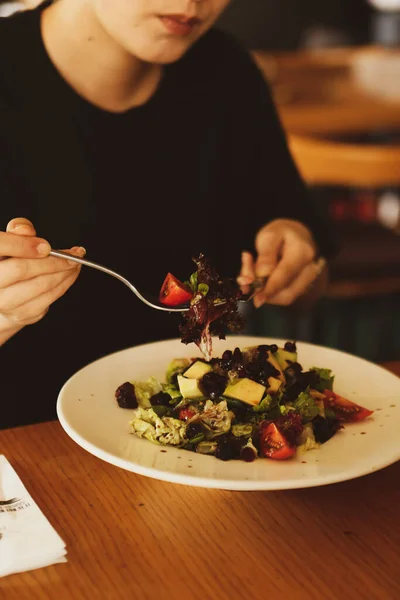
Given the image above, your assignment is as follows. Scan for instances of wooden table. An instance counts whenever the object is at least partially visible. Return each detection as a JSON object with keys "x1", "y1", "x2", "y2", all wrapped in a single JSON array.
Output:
[{"x1": 2, "y1": 363, "x2": 400, "y2": 600}]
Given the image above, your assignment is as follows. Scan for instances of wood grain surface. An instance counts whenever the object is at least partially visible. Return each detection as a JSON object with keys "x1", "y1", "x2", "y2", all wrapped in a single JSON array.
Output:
[{"x1": 1, "y1": 364, "x2": 400, "y2": 600}]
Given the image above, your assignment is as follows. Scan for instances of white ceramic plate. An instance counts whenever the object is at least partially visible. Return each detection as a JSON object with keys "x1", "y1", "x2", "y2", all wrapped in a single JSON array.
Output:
[{"x1": 57, "y1": 336, "x2": 400, "y2": 491}]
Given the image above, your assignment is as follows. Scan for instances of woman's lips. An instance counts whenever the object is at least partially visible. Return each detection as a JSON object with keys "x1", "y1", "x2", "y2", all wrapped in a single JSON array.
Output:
[{"x1": 159, "y1": 15, "x2": 201, "y2": 37}]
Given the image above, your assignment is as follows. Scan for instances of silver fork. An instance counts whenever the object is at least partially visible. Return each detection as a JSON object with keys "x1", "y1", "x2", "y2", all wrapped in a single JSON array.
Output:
[{"x1": 50, "y1": 250, "x2": 266, "y2": 313}]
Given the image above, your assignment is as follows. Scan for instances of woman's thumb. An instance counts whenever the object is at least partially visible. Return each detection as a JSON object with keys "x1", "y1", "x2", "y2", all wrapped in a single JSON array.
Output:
[
  {"x1": 254, "y1": 228, "x2": 282, "y2": 278},
  {"x1": 6, "y1": 218, "x2": 37, "y2": 237}
]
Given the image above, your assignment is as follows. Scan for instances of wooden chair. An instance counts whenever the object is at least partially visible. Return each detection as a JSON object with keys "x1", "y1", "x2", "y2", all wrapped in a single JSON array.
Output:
[{"x1": 288, "y1": 134, "x2": 400, "y2": 189}]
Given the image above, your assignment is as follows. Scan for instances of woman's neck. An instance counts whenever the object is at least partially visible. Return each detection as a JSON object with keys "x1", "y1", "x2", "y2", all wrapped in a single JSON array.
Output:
[{"x1": 41, "y1": 0, "x2": 162, "y2": 113}]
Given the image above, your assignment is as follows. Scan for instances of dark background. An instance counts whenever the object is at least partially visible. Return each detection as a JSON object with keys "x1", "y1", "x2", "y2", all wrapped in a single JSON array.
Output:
[{"x1": 218, "y1": 0, "x2": 373, "y2": 50}]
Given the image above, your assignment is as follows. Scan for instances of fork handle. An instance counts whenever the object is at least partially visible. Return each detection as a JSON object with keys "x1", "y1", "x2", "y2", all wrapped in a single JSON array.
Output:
[
  {"x1": 49, "y1": 249, "x2": 186, "y2": 313},
  {"x1": 50, "y1": 249, "x2": 112, "y2": 274},
  {"x1": 49, "y1": 249, "x2": 143, "y2": 293}
]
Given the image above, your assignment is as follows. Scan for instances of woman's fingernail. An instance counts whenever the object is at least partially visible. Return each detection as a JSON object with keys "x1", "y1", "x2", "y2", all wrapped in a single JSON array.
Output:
[
  {"x1": 36, "y1": 242, "x2": 50, "y2": 256},
  {"x1": 13, "y1": 224, "x2": 32, "y2": 232},
  {"x1": 70, "y1": 246, "x2": 86, "y2": 257}
]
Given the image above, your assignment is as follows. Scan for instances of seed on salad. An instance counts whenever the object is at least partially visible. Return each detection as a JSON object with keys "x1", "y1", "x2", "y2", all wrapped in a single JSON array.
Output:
[{"x1": 115, "y1": 382, "x2": 138, "y2": 409}]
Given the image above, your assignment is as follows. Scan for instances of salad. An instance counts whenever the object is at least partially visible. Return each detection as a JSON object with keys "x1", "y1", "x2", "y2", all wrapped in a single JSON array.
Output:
[
  {"x1": 115, "y1": 341, "x2": 373, "y2": 462},
  {"x1": 159, "y1": 253, "x2": 244, "y2": 361}
]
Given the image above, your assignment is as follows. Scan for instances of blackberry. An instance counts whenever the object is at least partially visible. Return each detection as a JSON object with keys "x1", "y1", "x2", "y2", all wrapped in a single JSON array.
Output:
[
  {"x1": 150, "y1": 392, "x2": 172, "y2": 407},
  {"x1": 186, "y1": 422, "x2": 204, "y2": 440},
  {"x1": 215, "y1": 436, "x2": 243, "y2": 461},
  {"x1": 284, "y1": 341, "x2": 297, "y2": 353},
  {"x1": 115, "y1": 382, "x2": 138, "y2": 409},
  {"x1": 199, "y1": 371, "x2": 228, "y2": 400}
]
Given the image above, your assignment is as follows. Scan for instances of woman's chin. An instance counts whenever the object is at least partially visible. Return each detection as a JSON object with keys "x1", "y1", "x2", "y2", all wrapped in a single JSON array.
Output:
[{"x1": 138, "y1": 42, "x2": 195, "y2": 65}]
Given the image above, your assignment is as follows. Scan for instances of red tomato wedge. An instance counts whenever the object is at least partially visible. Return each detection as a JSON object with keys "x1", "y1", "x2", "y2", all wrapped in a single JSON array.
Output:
[
  {"x1": 323, "y1": 390, "x2": 373, "y2": 422},
  {"x1": 159, "y1": 273, "x2": 193, "y2": 307},
  {"x1": 260, "y1": 422, "x2": 296, "y2": 460},
  {"x1": 178, "y1": 407, "x2": 197, "y2": 421}
]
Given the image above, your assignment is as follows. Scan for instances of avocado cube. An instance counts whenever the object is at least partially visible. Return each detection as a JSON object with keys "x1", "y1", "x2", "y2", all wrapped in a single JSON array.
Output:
[
  {"x1": 224, "y1": 378, "x2": 266, "y2": 406},
  {"x1": 267, "y1": 377, "x2": 282, "y2": 394},
  {"x1": 183, "y1": 360, "x2": 212, "y2": 380},
  {"x1": 267, "y1": 351, "x2": 285, "y2": 383},
  {"x1": 275, "y1": 348, "x2": 298, "y2": 370},
  {"x1": 177, "y1": 375, "x2": 204, "y2": 399}
]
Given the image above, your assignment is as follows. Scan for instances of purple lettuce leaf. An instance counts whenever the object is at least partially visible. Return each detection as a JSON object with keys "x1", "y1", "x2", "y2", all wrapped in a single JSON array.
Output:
[{"x1": 179, "y1": 254, "x2": 245, "y2": 360}]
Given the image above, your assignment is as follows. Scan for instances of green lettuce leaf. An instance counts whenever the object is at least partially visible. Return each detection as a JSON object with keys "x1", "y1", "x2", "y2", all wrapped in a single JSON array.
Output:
[
  {"x1": 311, "y1": 367, "x2": 335, "y2": 392},
  {"x1": 293, "y1": 391, "x2": 320, "y2": 422}
]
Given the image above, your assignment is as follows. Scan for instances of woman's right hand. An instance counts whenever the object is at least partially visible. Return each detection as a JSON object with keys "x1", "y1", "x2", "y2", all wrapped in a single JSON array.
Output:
[{"x1": 0, "y1": 218, "x2": 85, "y2": 344}]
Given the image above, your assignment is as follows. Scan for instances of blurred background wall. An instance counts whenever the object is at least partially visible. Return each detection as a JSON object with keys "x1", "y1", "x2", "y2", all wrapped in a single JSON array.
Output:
[
  {"x1": 218, "y1": 0, "x2": 373, "y2": 50},
  {"x1": 218, "y1": 0, "x2": 400, "y2": 362}
]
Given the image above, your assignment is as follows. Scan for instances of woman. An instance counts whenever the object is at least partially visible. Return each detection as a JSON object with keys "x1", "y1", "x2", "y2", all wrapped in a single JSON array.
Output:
[{"x1": 0, "y1": 0, "x2": 335, "y2": 429}]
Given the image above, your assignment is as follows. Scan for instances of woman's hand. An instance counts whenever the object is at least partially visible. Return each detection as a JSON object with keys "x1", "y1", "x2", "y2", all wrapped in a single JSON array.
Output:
[
  {"x1": 238, "y1": 219, "x2": 327, "y2": 308},
  {"x1": 0, "y1": 218, "x2": 85, "y2": 344}
]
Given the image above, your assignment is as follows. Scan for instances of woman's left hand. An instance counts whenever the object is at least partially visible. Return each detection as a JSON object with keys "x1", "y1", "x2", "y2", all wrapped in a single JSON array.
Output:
[{"x1": 237, "y1": 219, "x2": 327, "y2": 308}]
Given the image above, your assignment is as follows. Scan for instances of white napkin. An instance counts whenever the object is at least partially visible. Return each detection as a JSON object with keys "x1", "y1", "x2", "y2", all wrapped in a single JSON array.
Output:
[{"x1": 0, "y1": 455, "x2": 67, "y2": 578}]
